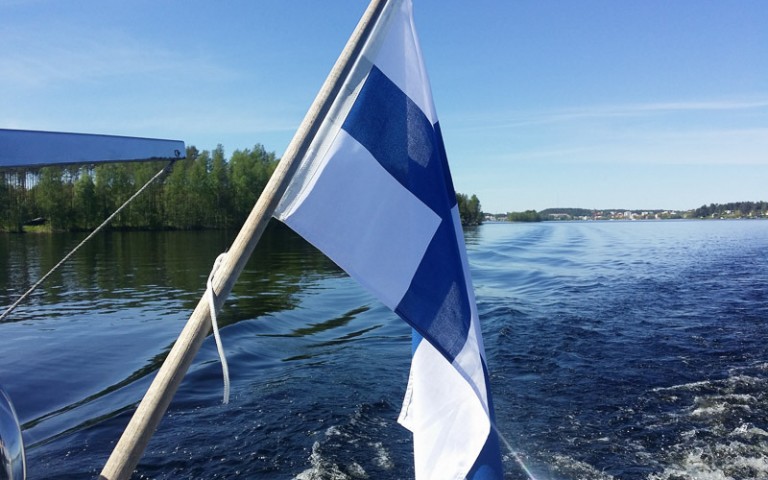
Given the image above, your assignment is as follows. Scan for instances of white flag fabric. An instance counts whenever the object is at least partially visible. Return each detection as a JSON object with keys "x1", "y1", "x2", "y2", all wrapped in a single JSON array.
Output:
[{"x1": 274, "y1": 1, "x2": 503, "y2": 478}]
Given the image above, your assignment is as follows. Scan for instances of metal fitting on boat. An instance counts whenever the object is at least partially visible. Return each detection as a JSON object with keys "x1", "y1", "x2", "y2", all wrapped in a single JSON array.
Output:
[{"x1": 0, "y1": 387, "x2": 25, "y2": 480}]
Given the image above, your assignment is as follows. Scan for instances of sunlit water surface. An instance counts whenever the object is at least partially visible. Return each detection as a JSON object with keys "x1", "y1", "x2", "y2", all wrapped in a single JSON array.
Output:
[{"x1": 1, "y1": 220, "x2": 767, "y2": 479}]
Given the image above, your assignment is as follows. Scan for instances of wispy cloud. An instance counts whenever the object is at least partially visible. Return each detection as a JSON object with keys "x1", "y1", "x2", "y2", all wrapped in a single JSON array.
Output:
[
  {"x1": 0, "y1": 25, "x2": 237, "y2": 90},
  {"x1": 449, "y1": 98, "x2": 768, "y2": 131},
  {"x1": 441, "y1": 95, "x2": 768, "y2": 168},
  {"x1": 477, "y1": 126, "x2": 768, "y2": 167},
  {"x1": 631, "y1": 99, "x2": 768, "y2": 112}
]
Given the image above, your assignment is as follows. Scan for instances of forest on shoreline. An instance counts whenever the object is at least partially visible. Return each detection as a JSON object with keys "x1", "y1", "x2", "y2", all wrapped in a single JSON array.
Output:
[
  {"x1": 1, "y1": 145, "x2": 276, "y2": 232},
  {"x1": 0, "y1": 144, "x2": 484, "y2": 232}
]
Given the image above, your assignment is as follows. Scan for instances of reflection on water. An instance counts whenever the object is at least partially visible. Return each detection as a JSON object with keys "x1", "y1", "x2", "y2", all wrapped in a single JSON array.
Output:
[
  {"x1": 0, "y1": 222, "x2": 356, "y2": 465},
  {"x1": 2, "y1": 220, "x2": 768, "y2": 479},
  {"x1": 1, "y1": 224, "x2": 340, "y2": 320}
]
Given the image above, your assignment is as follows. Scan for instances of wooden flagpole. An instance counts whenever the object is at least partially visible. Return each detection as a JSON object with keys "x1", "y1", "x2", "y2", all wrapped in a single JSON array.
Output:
[{"x1": 99, "y1": 1, "x2": 389, "y2": 478}]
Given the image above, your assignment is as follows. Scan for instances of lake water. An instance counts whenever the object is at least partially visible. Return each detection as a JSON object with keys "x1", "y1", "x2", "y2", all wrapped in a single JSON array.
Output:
[{"x1": 1, "y1": 220, "x2": 768, "y2": 479}]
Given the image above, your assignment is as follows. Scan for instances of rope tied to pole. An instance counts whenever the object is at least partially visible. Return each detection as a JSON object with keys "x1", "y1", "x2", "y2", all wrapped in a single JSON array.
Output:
[
  {"x1": 206, "y1": 252, "x2": 231, "y2": 405},
  {"x1": 0, "y1": 160, "x2": 177, "y2": 323}
]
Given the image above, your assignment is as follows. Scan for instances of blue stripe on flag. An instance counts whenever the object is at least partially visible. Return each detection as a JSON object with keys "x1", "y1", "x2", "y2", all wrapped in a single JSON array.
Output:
[
  {"x1": 343, "y1": 67, "x2": 455, "y2": 215},
  {"x1": 467, "y1": 360, "x2": 505, "y2": 479},
  {"x1": 343, "y1": 66, "x2": 470, "y2": 362},
  {"x1": 434, "y1": 122, "x2": 459, "y2": 208}
]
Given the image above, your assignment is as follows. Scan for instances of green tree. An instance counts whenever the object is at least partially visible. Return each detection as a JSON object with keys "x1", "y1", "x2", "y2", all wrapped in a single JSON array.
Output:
[
  {"x1": 0, "y1": 177, "x2": 9, "y2": 229},
  {"x1": 230, "y1": 144, "x2": 277, "y2": 225},
  {"x1": 1, "y1": 172, "x2": 29, "y2": 232},
  {"x1": 507, "y1": 210, "x2": 542, "y2": 222},
  {"x1": 73, "y1": 170, "x2": 99, "y2": 229},
  {"x1": 35, "y1": 167, "x2": 72, "y2": 230},
  {"x1": 94, "y1": 163, "x2": 135, "y2": 228},
  {"x1": 188, "y1": 150, "x2": 213, "y2": 228},
  {"x1": 164, "y1": 146, "x2": 200, "y2": 229},
  {"x1": 210, "y1": 144, "x2": 232, "y2": 228},
  {"x1": 456, "y1": 192, "x2": 483, "y2": 226}
]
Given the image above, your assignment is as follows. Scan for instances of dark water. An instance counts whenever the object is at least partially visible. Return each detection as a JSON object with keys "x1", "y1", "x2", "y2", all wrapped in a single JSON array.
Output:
[{"x1": 1, "y1": 220, "x2": 767, "y2": 479}]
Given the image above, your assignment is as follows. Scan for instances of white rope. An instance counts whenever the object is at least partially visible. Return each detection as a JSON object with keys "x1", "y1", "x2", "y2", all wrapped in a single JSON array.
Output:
[
  {"x1": 206, "y1": 253, "x2": 230, "y2": 405},
  {"x1": 0, "y1": 161, "x2": 175, "y2": 323}
]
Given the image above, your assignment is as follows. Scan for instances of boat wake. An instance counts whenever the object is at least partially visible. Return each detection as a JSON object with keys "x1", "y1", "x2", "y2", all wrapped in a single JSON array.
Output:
[
  {"x1": 500, "y1": 363, "x2": 768, "y2": 480},
  {"x1": 293, "y1": 401, "x2": 407, "y2": 480},
  {"x1": 645, "y1": 363, "x2": 768, "y2": 480}
]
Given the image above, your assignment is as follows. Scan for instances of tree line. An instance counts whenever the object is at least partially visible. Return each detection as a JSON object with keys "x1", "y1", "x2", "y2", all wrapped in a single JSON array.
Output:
[
  {"x1": 0, "y1": 145, "x2": 277, "y2": 232},
  {"x1": 507, "y1": 210, "x2": 542, "y2": 222},
  {"x1": 693, "y1": 201, "x2": 768, "y2": 218},
  {"x1": 1, "y1": 144, "x2": 484, "y2": 231}
]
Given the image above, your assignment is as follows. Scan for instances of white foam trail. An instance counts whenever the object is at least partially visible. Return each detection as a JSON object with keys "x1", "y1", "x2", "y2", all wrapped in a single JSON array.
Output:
[{"x1": 493, "y1": 424, "x2": 541, "y2": 480}]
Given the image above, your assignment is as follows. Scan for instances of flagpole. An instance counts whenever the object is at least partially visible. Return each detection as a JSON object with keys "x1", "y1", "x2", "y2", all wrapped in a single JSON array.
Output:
[{"x1": 98, "y1": 1, "x2": 389, "y2": 478}]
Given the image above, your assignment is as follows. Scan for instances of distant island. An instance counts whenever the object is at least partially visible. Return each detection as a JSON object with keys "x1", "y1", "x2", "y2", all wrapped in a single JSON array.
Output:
[{"x1": 492, "y1": 202, "x2": 768, "y2": 222}]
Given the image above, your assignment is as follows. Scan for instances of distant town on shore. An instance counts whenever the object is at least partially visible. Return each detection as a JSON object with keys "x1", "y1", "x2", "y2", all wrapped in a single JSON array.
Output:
[
  {"x1": 489, "y1": 201, "x2": 768, "y2": 223},
  {"x1": 1, "y1": 152, "x2": 764, "y2": 232}
]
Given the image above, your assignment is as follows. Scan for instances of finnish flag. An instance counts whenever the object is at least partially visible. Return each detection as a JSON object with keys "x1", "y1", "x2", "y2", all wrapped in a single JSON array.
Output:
[{"x1": 274, "y1": 1, "x2": 503, "y2": 478}]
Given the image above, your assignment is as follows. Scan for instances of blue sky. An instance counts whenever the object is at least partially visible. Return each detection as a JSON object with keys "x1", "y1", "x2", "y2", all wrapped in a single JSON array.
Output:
[{"x1": 2, "y1": 1, "x2": 766, "y2": 213}]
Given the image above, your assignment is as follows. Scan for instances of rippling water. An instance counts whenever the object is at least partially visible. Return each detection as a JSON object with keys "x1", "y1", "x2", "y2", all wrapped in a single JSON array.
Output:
[{"x1": 1, "y1": 220, "x2": 767, "y2": 479}]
